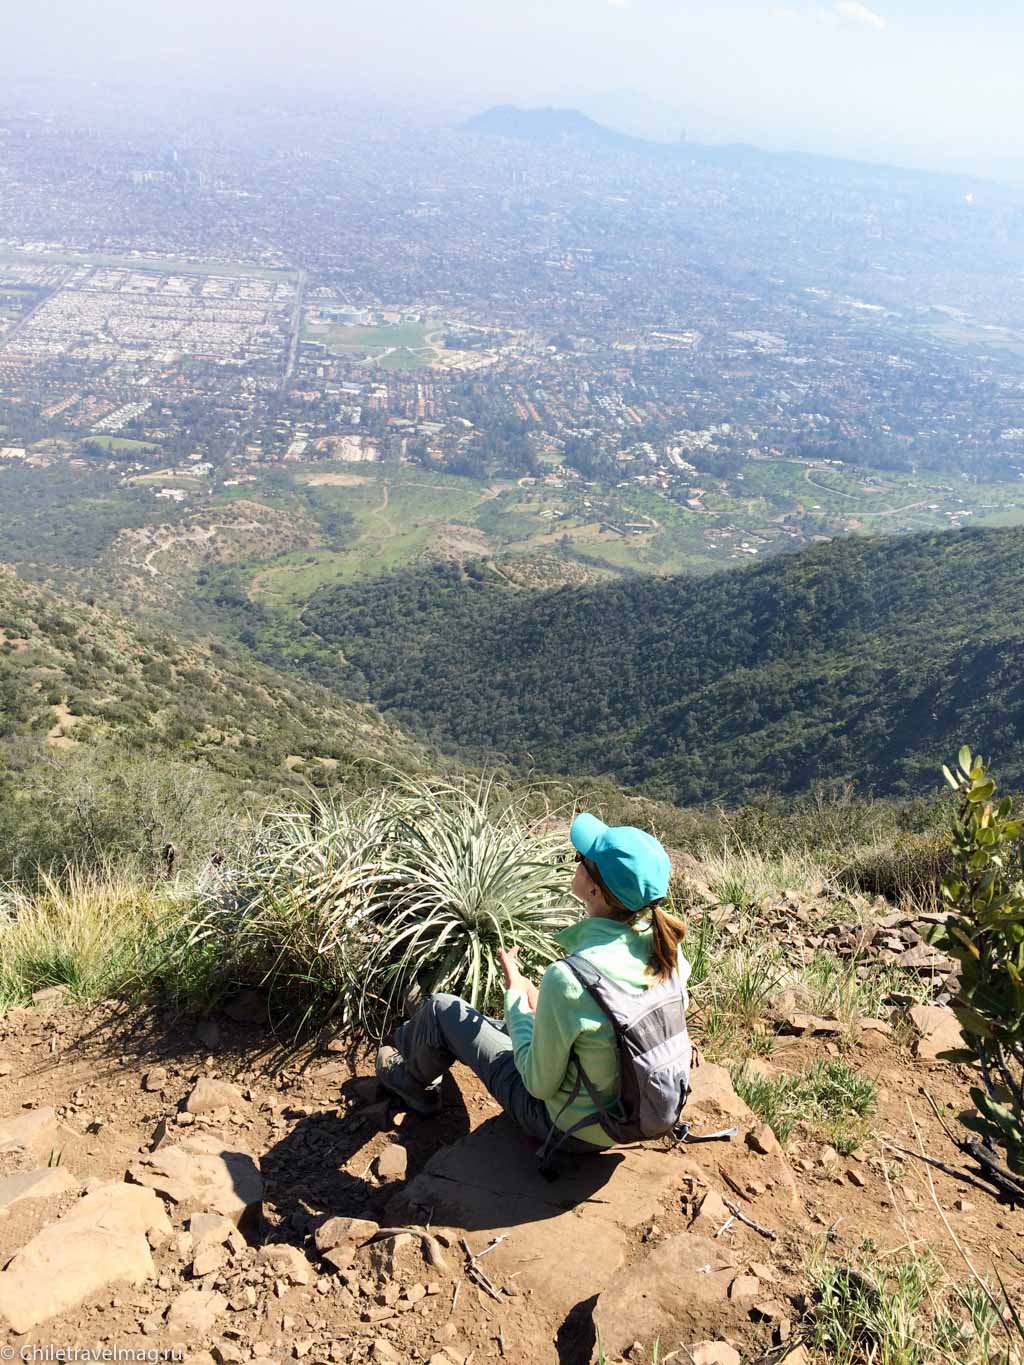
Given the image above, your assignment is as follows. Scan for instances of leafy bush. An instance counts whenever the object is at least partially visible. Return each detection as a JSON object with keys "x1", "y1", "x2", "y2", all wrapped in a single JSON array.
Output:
[
  {"x1": 935, "y1": 747, "x2": 1024, "y2": 1179},
  {"x1": 166, "y1": 790, "x2": 395, "y2": 1032},
  {"x1": 838, "y1": 832, "x2": 949, "y2": 904},
  {"x1": 0, "y1": 745, "x2": 239, "y2": 883}
]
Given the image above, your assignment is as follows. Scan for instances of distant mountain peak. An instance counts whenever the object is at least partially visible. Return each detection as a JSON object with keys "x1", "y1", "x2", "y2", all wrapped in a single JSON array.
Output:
[
  {"x1": 462, "y1": 105, "x2": 636, "y2": 148},
  {"x1": 461, "y1": 104, "x2": 977, "y2": 185}
]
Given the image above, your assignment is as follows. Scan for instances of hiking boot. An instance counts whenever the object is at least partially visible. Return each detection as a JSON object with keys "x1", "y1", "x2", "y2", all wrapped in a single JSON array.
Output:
[{"x1": 374, "y1": 1045, "x2": 441, "y2": 1117}]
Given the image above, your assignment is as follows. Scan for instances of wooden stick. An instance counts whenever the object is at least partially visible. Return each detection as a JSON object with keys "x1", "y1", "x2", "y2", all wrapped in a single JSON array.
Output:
[
  {"x1": 719, "y1": 1166, "x2": 747, "y2": 1200},
  {"x1": 459, "y1": 1236, "x2": 503, "y2": 1303},
  {"x1": 921, "y1": 1090, "x2": 1024, "y2": 1204},
  {"x1": 905, "y1": 1101, "x2": 1011, "y2": 1342},
  {"x1": 921, "y1": 1088, "x2": 961, "y2": 1147},
  {"x1": 722, "y1": 1198, "x2": 777, "y2": 1240},
  {"x1": 881, "y1": 1141, "x2": 998, "y2": 1199},
  {"x1": 713, "y1": 1216, "x2": 735, "y2": 1239}
]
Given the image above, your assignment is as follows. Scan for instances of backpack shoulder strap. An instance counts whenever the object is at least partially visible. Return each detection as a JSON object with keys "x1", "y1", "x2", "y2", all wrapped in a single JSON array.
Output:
[{"x1": 562, "y1": 952, "x2": 626, "y2": 1034}]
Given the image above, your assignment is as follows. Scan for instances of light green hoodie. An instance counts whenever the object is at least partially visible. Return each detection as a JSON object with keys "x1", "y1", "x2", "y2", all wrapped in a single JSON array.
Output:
[{"x1": 504, "y1": 914, "x2": 692, "y2": 1148}]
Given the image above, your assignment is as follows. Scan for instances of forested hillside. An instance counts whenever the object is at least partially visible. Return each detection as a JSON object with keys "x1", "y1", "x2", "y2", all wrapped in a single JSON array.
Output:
[
  {"x1": 301, "y1": 527, "x2": 1024, "y2": 802},
  {"x1": 0, "y1": 563, "x2": 428, "y2": 839}
]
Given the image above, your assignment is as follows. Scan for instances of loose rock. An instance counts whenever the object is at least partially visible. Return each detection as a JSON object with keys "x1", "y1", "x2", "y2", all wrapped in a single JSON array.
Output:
[
  {"x1": 691, "y1": 1346, "x2": 742, "y2": 1365},
  {"x1": 31, "y1": 985, "x2": 69, "y2": 1008},
  {"x1": 258, "y1": 1244, "x2": 313, "y2": 1286},
  {"x1": 192, "y1": 1245, "x2": 228, "y2": 1278},
  {"x1": 165, "y1": 1288, "x2": 228, "y2": 1337},
  {"x1": 691, "y1": 1188, "x2": 731, "y2": 1233},
  {"x1": 729, "y1": 1275, "x2": 761, "y2": 1302},
  {"x1": 908, "y1": 1005, "x2": 965, "y2": 1061},
  {"x1": 375, "y1": 1144, "x2": 408, "y2": 1181},
  {"x1": 0, "y1": 1182, "x2": 170, "y2": 1333},
  {"x1": 747, "y1": 1123, "x2": 782, "y2": 1156},
  {"x1": 190, "y1": 1213, "x2": 235, "y2": 1250},
  {"x1": 0, "y1": 1106, "x2": 62, "y2": 1157},
  {"x1": 314, "y1": 1216, "x2": 380, "y2": 1254},
  {"x1": 779, "y1": 1014, "x2": 843, "y2": 1037},
  {"x1": 185, "y1": 1078, "x2": 244, "y2": 1114}
]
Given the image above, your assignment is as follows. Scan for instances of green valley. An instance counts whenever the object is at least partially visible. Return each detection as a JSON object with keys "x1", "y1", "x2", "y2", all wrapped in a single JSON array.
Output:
[{"x1": 297, "y1": 526, "x2": 1024, "y2": 804}]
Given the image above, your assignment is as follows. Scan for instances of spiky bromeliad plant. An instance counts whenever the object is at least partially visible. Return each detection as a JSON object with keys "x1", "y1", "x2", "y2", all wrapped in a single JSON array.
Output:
[
  {"x1": 357, "y1": 776, "x2": 575, "y2": 1034},
  {"x1": 169, "y1": 789, "x2": 395, "y2": 1035},
  {"x1": 936, "y1": 747, "x2": 1024, "y2": 1197},
  {"x1": 170, "y1": 777, "x2": 578, "y2": 1041}
]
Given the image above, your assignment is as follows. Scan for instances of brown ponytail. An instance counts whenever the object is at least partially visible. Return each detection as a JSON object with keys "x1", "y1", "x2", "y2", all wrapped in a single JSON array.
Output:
[
  {"x1": 648, "y1": 902, "x2": 687, "y2": 982},
  {"x1": 581, "y1": 856, "x2": 686, "y2": 981}
]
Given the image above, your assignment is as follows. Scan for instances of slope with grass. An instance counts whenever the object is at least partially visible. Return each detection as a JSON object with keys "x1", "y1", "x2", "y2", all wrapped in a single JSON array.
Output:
[
  {"x1": 300, "y1": 527, "x2": 1024, "y2": 803},
  {"x1": 0, "y1": 564, "x2": 436, "y2": 881},
  {"x1": 0, "y1": 564, "x2": 424, "y2": 784}
]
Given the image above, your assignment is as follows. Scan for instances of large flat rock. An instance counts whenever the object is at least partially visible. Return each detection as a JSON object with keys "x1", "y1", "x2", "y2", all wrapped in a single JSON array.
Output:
[
  {"x1": 592, "y1": 1230, "x2": 748, "y2": 1360},
  {"x1": 388, "y1": 1116, "x2": 681, "y2": 1317},
  {"x1": 0, "y1": 1107, "x2": 64, "y2": 1158},
  {"x1": 0, "y1": 1182, "x2": 171, "y2": 1333},
  {"x1": 0, "y1": 1167, "x2": 80, "y2": 1210},
  {"x1": 127, "y1": 1132, "x2": 263, "y2": 1236}
]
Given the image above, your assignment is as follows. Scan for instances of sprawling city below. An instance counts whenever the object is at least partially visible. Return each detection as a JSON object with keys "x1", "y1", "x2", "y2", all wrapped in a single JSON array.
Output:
[{"x1": 2, "y1": 91, "x2": 1024, "y2": 586}]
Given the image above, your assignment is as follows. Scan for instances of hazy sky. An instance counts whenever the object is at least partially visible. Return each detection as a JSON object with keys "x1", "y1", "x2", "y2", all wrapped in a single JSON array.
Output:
[{"x1": 6, "y1": 0, "x2": 1022, "y2": 180}]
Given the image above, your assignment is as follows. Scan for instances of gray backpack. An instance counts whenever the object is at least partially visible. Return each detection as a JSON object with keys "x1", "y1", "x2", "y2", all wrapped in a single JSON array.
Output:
[{"x1": 538, "y1": 951, "x2": 692, "y2": 1169}]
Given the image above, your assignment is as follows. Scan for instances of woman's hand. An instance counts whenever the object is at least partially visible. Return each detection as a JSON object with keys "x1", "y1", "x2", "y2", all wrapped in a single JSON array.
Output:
[{"x1": 499, "y1": 946, "x2": 538, "y2": 1010}]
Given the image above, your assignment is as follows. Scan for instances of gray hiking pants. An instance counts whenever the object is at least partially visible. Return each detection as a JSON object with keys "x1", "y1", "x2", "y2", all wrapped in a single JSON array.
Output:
[{"x1": 393, "y1": 992, "x2": 601, "y2": 1155}]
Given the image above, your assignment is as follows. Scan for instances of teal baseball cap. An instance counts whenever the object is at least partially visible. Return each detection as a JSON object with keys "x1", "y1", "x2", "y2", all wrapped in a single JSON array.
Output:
[{"x1": 570, "y1": 813, "x2": 671, "y2": 911}]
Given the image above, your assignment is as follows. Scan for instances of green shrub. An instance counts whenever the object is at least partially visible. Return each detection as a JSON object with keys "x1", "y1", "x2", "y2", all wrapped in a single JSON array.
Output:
[
  {"x1": 838, "y1": 832, "x2": 949, "y2": 904},
  {"x1": 0, "y1": 867, "x2": 171, "y2": 1007},
  {"x1": 808, "y1": 1243, "x2": 1013, "y2": 1365},
  {"x1": 166, "y1": 790, "x2": 395, "y2": 1030},
  {"x1": 0, "y1": 745, "x2": 238, "y2": 883},
  {"x1": 935, "y1": 747, "x2": 1024, "y2": 1181}
]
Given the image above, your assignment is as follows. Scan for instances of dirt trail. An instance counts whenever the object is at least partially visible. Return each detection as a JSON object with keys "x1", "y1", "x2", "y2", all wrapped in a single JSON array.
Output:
[
  {"x1": 118, "y1": 516, "x2": 285, "y2": 579},
  {"x1": 861, "y1": 500, "x2": 930, "y2": 518},
  {"x1": 369, "y1": 482, "x2": 398, "y2": 539}
]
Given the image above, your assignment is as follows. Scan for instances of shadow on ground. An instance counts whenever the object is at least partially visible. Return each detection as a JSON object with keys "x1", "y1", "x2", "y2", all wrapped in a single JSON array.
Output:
[{"x1": 262, "y1": 1072, "x2": 472, "y2": 1234}]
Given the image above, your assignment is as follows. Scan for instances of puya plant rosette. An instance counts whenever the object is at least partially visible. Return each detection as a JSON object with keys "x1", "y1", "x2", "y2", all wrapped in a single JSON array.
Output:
[{"x1": 937, "y1": 746, "x2": 1024, "y2": 1190}]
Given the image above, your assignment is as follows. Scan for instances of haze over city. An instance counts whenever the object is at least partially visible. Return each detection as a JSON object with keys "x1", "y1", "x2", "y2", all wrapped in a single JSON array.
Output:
[{"x1": 4, "y1": 0, "x2": 1022, "y2": 181}]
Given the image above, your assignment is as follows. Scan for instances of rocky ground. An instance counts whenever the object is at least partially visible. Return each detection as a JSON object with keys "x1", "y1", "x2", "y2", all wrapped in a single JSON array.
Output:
[{"x1": 0, "y1": 932, "x2": 1022, "y2": 1364}]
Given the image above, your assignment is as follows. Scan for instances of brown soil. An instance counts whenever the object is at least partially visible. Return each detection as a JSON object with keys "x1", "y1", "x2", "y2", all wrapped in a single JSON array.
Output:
[{"x1": 0, "y1": 1001, "x2": 1021, "y2": 1364}]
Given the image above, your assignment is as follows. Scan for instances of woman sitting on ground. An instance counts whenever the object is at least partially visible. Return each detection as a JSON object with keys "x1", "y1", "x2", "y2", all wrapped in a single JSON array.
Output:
[{"x1": 375, "y1": 814, "x2": 692, "y2": 1159}]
